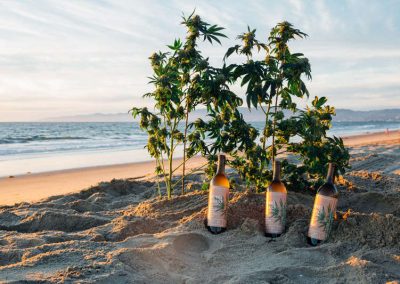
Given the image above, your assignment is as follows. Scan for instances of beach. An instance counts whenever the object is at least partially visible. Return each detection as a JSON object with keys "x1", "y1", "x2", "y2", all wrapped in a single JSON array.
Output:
[
  {"x1": 0, "y1": 130, "x2": 399, "y2": 283},
  {"x1": 1, "y1": 1, "x2": 399, "y2": 283},
  {"x1": 1, "y1": 130, "x2": 399, "y2": 206},
  {"x1": 0, "y1": 157, "x2": 205, "y2": 206}
]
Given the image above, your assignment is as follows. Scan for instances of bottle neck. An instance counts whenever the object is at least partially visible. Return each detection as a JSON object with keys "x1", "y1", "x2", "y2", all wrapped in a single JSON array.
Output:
[
  {"x1": 326, "y1": 163, "x2": 335, "y2": 183},
  {"x1": 272, "y1": 161, "x2": 281, "y2": 181},
  {"x1": 216, "y1": 155, "x2": 225, "y2": 174}
]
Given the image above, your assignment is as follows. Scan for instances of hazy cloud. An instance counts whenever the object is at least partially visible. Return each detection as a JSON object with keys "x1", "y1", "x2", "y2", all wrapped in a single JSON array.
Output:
[{"x1": 0, "y1": 0, "x2": 399, "y2": 121}]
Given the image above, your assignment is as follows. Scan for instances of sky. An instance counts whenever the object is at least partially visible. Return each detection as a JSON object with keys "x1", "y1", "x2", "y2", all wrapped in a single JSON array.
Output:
[{"x1": 0, "y1": 0, "x2": 399, "y2": 121}]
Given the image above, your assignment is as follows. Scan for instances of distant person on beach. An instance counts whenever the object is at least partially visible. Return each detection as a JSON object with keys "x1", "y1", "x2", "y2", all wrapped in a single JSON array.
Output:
[{"x1": 385, "y1": 128, "x2": 390, "y2": 135}]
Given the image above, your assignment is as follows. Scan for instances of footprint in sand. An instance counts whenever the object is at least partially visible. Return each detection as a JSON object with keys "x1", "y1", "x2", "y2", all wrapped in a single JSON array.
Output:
[{"x1": 172, "y1": 233, "x2": 210, "y2": 254}]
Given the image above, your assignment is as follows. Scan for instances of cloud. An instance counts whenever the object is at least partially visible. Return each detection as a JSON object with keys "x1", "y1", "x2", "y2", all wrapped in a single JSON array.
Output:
[{"x1": 0, "y1": 0, "x2": 399, "y2": 121}]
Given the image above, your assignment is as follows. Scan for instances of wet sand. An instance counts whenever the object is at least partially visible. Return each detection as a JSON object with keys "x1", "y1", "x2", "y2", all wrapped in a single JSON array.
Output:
[{"x1": 0, "y1": 130, "x2": 398, "y2": 206}]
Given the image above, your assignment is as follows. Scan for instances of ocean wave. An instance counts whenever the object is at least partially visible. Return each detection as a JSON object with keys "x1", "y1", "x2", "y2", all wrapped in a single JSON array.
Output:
[
  {"x1": 0, "y1": 121, "x2": 398, "y2": 158},
  {"x1": 0, "y1": 136, "x2": 89, "y2": 144}
]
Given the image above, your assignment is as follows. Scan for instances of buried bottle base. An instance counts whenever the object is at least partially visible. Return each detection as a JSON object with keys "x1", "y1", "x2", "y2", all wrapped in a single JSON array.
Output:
[
  {"x1": 307, "y1": 236, "x2": 322, "y2": 246},
  {"x1": 204, "y1": 219, "x2": 226, "y2": 234},
  {"x1": 265, "y1": 232, "x2": 283, "y2": 238},
  {"x1": 206, "y1": 226, "x2": 226, "y2": 234}
]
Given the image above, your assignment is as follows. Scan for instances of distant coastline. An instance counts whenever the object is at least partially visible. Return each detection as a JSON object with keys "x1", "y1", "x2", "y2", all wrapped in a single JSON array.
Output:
[{"x1": 39, "y1": 108, "x2": 400, "y2": 123}]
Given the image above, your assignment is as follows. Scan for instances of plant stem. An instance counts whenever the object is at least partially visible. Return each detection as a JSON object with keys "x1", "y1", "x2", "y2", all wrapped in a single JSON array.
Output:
[
  {"x1": 167, "y1": 117, "x2": 177, "y2": 199},
  {"x1": 159, "y1": 137, "x2": 169, "y2": 195},
  {"x1": 168, "y1": 147, "x2": 173, "y2": 199},
  {"x1": 262, "y1": 100, "x2": 272, "y2": 151},
  {"x1": 172, "y1": 163, "x2": 208, "y2": 188},
  {"x1": 182, "y1": 100, "x2": 190, "y2": 195},
  {"x1": 159, "y1": 117, "x2": 170, "y2": 195},
  {"x1": 155, "y1": 158, "x2": 162, "y2": 197},
  {"x1": 171, "y1": 142, "x2": 214, "y2": 175},
  {"x1": 271, "y1": 88, "x2": 279, "y2": 165},
  {"x1": 168, "y1": 161, "x2": 172, "y2": 199}
]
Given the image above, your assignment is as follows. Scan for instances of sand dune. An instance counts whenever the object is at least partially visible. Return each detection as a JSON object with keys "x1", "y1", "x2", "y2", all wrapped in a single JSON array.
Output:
[{"x1": 0, "y1": 132, "x2": 399, "y2": 283}]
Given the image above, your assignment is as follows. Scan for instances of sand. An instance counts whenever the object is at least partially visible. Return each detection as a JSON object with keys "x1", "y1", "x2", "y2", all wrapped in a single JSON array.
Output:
[
  {"x1": 0, "y1": 157, "x2": 206, "y2": 206},
  {"x1": 342, "y1": 129, "x2": 400, "y2": 146},
  {"x1": 1, "y1": 130, "x2": 398, "y2": 207},
  {"x1": 0, "y1": 131, "x2": 399, "y2": 283}
]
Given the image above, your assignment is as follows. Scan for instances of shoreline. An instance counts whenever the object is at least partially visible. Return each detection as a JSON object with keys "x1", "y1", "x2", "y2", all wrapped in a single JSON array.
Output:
[
  {"x1": 0, "y1": 130, "x2": 399, "y2": 206},
  {"x1": 1, "y1": 128, "x2": 398, "y2": 178},
  {"x1": 0, "y1": 156, "x2": 206, "y2": 206},
  {"x1": 341, "y1": 128, "x2": 400, "y2": 146}
]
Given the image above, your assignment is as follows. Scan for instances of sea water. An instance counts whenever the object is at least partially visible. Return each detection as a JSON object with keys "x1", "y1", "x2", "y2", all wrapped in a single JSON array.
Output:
[{"x1": 0, "y1": 121, "x2": 399, "y2": 177}]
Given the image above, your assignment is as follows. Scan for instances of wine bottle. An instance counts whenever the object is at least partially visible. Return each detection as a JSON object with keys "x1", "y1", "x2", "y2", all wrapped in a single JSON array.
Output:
[
  {"x1": 265, "y1": 160, "x2": 287, "y2": 238},
  {"x1": 307, "y1": 163, "x2": 338, "y2": 246},
  {"x1": 205, "y1": 154, "x2": 229, "y2": 234}
]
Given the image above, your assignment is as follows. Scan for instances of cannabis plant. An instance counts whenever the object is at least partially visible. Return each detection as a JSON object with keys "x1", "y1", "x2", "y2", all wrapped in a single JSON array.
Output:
[
  {"x1": 187, "y1": 64, "x2": 258, "y2": 182},
  {"x1": 131, "y1": 13, "x2": 227, "y2": 198},
  {"x1": 133, "y1": 16, "x2": 350, "y2": 196},
  {"x1": 224, "y1": 22, "x2": 349, "y2": 191}
]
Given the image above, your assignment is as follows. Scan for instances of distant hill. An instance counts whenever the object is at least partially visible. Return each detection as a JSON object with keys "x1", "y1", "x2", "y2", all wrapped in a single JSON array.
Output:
[
  {"x1": 45, "y1": 108, "x2": 400, "y2": 122},
  {"x1": 44, "y1": 113, "x2": 134, "y2": 122},
  {"x1": 43, "y1": 108, "x2": 268, "y2": 122},
  {"x1": 335, "y1": 109, "x2": 400, "y2": 122}
]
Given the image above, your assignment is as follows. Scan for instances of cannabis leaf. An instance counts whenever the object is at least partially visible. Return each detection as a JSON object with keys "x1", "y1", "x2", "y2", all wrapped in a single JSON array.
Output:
[
  {"x1": 280, "y1": 199, "x2": 287, "y2": 226},
  {"x1": 214, "y1": 196, "x2": 227, "y2": 217},
  {"x1": 317, "y1": 204, "x2": 334, "y2": 236},
  {"x1": 271, "y1": 199, "x2": 287, "y2": 225}
]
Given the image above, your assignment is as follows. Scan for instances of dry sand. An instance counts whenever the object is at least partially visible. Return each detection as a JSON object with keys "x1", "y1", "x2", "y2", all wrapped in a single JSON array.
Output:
[
  {"x1": 0, "y1": 157, "x2": 206, "y2": 206},
  {"x1": 0, "y1": 131, "x2": 399, "y2": 283},
  {"x1": 342, "y1": 129, "x2": 400, "y2": 146}
]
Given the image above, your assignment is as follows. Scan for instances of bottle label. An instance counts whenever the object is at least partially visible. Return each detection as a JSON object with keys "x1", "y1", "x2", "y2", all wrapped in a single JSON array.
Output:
[
  {"x1": 308, "y1": 194, "x2": 337, "y2": 241},
  {"x1": 265, "y1": 191, "x2": 287, "y2": 234},
  {"x1": 207, "y1": 185, "x2": 229, "y2": 228}
]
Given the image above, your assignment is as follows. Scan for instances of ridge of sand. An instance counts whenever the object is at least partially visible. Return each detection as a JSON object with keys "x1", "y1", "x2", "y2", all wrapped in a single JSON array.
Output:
[{"x1": 0, "y1": 170, "x2": 398, "y2": 282}]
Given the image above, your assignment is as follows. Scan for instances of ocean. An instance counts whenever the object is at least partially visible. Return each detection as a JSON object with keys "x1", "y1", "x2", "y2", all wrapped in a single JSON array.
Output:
[{"x1": 0, "y1": 121, "x2": 399, "y2": 177}]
